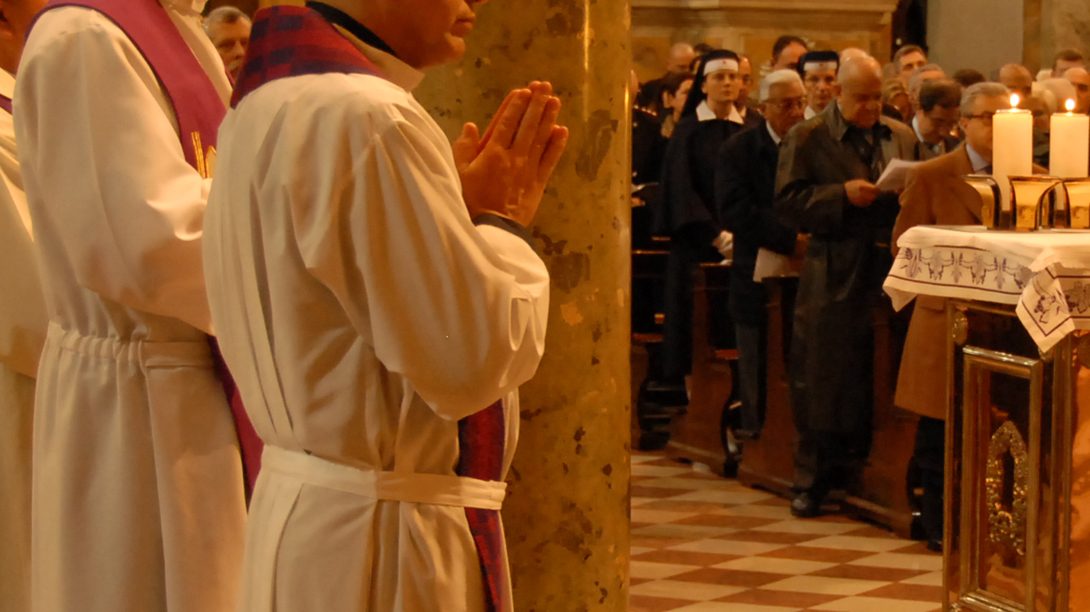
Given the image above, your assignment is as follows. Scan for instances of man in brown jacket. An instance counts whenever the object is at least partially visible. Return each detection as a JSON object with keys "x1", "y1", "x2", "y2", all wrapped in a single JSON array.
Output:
[{"x1": 892, "y1": 81, "x2": 1012, "y2": 550}]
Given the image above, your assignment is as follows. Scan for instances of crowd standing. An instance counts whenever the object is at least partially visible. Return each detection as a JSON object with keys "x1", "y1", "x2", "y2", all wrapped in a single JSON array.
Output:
[{"x1": 634, "y1": 37, "x2": 1090, "y2": 546}]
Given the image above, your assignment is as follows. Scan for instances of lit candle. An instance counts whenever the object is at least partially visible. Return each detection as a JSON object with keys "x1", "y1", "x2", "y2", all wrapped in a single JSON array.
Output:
[
  {"x1": 1051, "y1": 98, "x2": 1090, "y2": 178},
  {"x1": 993, "y1": 94, "x2": 1034, "y2": 220}
]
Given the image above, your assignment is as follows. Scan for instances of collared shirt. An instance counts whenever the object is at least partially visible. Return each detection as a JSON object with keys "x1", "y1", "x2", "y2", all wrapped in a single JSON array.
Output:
[
  {"x1": 966, "y1": 143, "x2": 990, "y2": 173},
  {"x1": 912, "y1": 115, "x2": 945, "y2": 156},
  {"x1": 697, "y1": 100, "x2": 745, "y2": 125},
  {"x1": 832, "y1": 101, "x2": 889, "y2": 144},
  {"x1": 804, "y1": 105, "x2": 817, "y2": 120},
  {"x1": 766, "y1": 120, "x2": 782, "y2": 145}
]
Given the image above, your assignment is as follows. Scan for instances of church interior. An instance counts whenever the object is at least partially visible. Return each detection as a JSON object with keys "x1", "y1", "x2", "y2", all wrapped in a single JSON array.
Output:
[{"x1": 9, "y1": 0, "x2": 1090, "y2": 611}]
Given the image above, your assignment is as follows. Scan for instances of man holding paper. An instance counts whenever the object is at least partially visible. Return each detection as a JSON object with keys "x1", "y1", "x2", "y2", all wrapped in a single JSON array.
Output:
[{"x1": 775, "y1": 56, "x2": 918, "y2": 517}]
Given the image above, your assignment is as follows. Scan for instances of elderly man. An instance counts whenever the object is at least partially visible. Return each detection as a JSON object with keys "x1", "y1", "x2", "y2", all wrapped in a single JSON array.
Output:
[
  {"x1": 1053, "y1": 48, "x2": 1086, "y2": 78},
  {"x1": 16, "y1": 0, "x2": 250, "y2": 609},
  {"x1": 893, "y1": 44, "x2": 928, "y2": 85},
  {"x1": 716, "y1": 70, "x2": 807, "y2": 442},
  {"x1": 1065, "y1": 66, "x2": 1090, "y2": 114},
  {"x1": 772, "y1": 35, "x2": 808, "y2": 71},
  {"x1": 912, "y1": 79, "x2": 962, "y2": 160},
  {"x1": 893, "y1": 82, "x2": 1013, "y2": 551},
  {"x1": 775, "y1": 56, "x2": 918, "y2": 517},
  {"x1": 999, "y1": 63, "x2": 1034, "y2": 102},
  {"x1": 204, "y1": 0, "x2": 566, "y2": 610},
  {"x1": 204, "y1": 6, "x2": 251, "y2": 80},
  {"x1": 638, "y1": 42, "x2": 698, "y2": 108},
  {"x1": 0, "y1": 2, "x2": 48, "y2": 611},
  {"x1": 798, "y1": 50, "x2": 838, "y2": 119},
  {"x1": 839, "y1": 47, "x2": 869, "y2": 63}
]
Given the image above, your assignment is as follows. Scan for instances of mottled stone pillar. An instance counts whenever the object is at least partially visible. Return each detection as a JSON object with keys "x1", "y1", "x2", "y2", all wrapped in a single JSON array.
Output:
[
  {"x1": 1039, "y1": 0, "x2": 1090, "y2": 68},
  {"x1": 415, "y1": 3, "x2": 632, "y2": 612}
]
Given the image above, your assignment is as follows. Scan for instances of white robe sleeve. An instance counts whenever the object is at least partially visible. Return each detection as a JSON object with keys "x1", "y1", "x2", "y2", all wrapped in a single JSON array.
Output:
[
  {"x1": 289, "y1": 102, "x2": 549, "y2": 422},
  {"x1": 14, "y1": 9, "x2": 214, "y2": 333}
]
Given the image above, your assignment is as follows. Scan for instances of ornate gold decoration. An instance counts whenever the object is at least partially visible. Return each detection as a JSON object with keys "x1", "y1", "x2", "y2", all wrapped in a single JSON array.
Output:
[
  {"x1": 953, "y1": 311, "x2": 970, "y2": 346},
  {"x1": 986, "y1": 420, "x2": 1029, "y2": 556}
]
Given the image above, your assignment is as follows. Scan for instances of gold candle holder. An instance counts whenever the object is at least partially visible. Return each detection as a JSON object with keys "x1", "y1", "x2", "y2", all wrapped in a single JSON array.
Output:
[
  {"x1": 1063, "y1": 179, "x2": 1090, "y2": 230},
  {"x1": 964, "y1": 175, "x2": 1006, "y2": 229},
  {"x1": 1009, "y1": 176, "x2": 1062, "y2": 231}
]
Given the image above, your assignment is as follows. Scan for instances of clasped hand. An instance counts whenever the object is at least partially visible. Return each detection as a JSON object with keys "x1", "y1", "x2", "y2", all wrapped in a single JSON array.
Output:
[{"x1": 453, "y1": 82, "x2": 569, "y2": 227}]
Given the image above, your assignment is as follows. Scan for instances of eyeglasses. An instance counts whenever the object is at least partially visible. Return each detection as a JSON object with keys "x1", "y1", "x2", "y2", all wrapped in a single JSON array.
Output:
[
  {"x1": 965, "y1": 112, "x2": 997, "y2": 126},
  {"x1": 767, "y1": 97, "x2": 806, "y2": 111}
]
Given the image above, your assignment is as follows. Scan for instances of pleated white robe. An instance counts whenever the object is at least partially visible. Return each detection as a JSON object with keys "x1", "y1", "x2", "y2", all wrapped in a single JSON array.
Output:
[
  {"x1": 15, "y1": 2, "x2": 247, "y2": 611},
  {"x1": 204, "y1": 33, "x2": 550, "y2": 612},
  {"x1": 0, "y1": 68, "x2": 46, "y2": 612}
]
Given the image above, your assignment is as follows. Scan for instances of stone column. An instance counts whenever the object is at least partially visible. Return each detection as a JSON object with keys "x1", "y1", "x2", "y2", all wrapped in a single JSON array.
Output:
[
  {"x1": 415, "y1": 3, "x2": 632, "y2": 612},
  {"x1": 1038, "y1": 0, "x2": 1090, "y2": 70}
]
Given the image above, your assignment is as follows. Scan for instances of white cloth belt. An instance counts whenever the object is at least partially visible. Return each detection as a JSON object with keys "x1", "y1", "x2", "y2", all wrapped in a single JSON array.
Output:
[
  {"x1": 262, "y1": 446, "x2": 508, "y2": 511},
  {"x1": 46, "y1": 322, "x2": 212, "y2": 368}
]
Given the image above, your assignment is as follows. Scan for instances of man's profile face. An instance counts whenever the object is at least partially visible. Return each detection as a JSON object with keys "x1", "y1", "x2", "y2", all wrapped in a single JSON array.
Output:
[
  {"x1": 803, "y1": 68, "x2": 836, "y2": 112},
  {"x1": 389, "y1": 0, "x2": 485, "y2": 69},
  {"x1": 962, "y1": 95, "x2": 1010, "y2": 160},
  {"x1": 1, "y1": 0, "x2": 49, "y2": 42},
  {"x1": 208, "y1": 18, "x2": 251, "y2": 79},
  {"x1": 762, "y1": 80, "x2": 806, "y2": 137},
  {"x1": 838, "y1": 72, "x2": 883, "y2": 129},
  {"x1": 898, "y1": 51, "x2": 926, "y2": 82},
  {"x1": 1055, "y1": 58, "x2": 1086, "y2": 78},
  {"x1": 774, "y1": 42, "x2": 807, "y2": 71},
  {"x1": 736, "y1": 57, "x2": 753, "y2": 107}
]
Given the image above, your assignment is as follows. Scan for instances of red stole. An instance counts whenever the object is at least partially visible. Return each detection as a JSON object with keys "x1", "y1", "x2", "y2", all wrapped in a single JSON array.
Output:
[
  {"x1": 238, "y1": 6, "x2": 509, "y2": 611},
  {"x1": 32, "y1": 0, "x2": 263, "y2": 495}
]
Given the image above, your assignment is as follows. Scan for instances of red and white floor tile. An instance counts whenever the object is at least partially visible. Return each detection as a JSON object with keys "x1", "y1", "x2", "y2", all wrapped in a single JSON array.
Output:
[{"x1": 629, "y1": 452, "x2": 942, "y2": 612}]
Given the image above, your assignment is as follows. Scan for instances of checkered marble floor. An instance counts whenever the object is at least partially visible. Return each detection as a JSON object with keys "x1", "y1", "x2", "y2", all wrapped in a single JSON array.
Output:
[{"x1": 629, "y1": 453, "x2": 943, "y2": 612}]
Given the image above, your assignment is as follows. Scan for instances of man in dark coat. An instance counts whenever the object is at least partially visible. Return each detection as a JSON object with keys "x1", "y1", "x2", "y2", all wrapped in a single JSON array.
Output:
[
  {"x1": 775, "y1": 56, "x2": 919, "y2": 517},
  {"x1": 716, "y1": 69, "x2": 807, "y2": 440}
]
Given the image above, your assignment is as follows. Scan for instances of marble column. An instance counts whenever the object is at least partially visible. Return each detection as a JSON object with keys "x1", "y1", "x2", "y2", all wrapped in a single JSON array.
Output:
[
  {"x1": 414, "y1": 3, "x2": 632, "y2": 612},
  {"x1": 1039, "y1": 0, "x2": 1090, "y2": 69}
]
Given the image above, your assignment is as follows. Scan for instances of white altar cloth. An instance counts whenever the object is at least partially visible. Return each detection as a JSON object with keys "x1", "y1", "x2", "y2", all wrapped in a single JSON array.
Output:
[{"x1": 884, "y1": 225, "x2": 1090, "y2": 351}]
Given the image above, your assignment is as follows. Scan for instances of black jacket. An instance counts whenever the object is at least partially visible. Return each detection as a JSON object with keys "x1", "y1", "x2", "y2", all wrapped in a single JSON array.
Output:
[{"x1": 715, "y1": 120, "x2": 797, "y2": 324}]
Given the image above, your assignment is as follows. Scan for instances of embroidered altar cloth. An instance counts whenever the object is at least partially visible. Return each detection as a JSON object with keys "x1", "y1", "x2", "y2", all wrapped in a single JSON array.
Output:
[{"x1": 884, "y1": 225, "x2": 1090, "y2": 351}]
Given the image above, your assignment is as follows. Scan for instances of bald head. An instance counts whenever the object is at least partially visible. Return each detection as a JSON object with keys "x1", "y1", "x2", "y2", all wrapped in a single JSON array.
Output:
[
  {"x1": 837, "y1": 56, "x2": 884, "y2": 128},
  {"x1": 667, "y1": 43, "x2": 697, "y2": 74},
  {"x1": 999, "y1": 64, "x2": 1033, "y2": 102},
  {"x1": 1065, "y1": 66, "x2": 1090, "y2": 114},
  {"x1": 839, "y1": 47, "x2": 869, "y2": 63}
]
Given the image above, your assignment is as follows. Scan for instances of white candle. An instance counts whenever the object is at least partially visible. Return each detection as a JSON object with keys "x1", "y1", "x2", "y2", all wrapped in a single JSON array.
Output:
[
  {"x1": 993, "y1": 94, "x2": 1034, "y2": 216},
  {"x1": 1051, "y1": 98, "x2": 1090, "y2": 178}
]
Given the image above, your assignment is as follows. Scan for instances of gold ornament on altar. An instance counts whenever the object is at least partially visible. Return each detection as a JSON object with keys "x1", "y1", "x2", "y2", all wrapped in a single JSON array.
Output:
[{"x1": 986, "y1": 420, "x2": 1029, "y2": 557}]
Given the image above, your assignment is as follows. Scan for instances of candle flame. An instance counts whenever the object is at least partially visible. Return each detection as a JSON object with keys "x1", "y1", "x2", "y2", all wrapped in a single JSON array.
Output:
[
  {"x1": 1068, "y1": 98, "x2": 1077, "y2": 112},
  {"x1": 1011, "y1": 93, "x2": 1021, "y2": 108}
]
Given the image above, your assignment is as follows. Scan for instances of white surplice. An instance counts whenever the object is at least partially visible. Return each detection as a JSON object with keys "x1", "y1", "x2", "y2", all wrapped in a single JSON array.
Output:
[
  {"x1": 0, "y1": 68, "x2": 46, "y2": 612},
  {"x1": 203, "y1": 29, "x2": 550, "y2": 612},
  {"x1": 15, "y1": 2, "x2": 246, "y2": 612}
]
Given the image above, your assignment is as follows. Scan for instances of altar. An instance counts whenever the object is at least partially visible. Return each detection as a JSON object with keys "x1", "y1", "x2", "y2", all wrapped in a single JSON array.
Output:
[{"x1": 884, "y1": 225, "x2": 1090, "y2": 612}]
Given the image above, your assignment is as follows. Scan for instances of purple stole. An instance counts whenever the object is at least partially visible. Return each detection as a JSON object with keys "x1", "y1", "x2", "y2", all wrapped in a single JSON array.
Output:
[
  {"x1": 32, "y1": 0, "x2": 263, "y2": 495},
  {"x1": 0, "y1": 95, "x2": 11, "y2": 115},
  {"x1": 236, "y1": 7, "x2": 509, "y2": 611}
]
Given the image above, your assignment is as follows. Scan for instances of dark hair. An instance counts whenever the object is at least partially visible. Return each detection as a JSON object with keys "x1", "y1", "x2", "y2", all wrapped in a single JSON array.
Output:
[
  {"x1": 893, "y1": 44, "x2": 927, "y2": 67},
  {"x1": 650, "y1": 71, "x2": 695, "y2": 117},
  {"x1": 681, "y1": 50, "x2": 741, "y2": 118},
  {"x1": 1054, "y1": 48, "x2": 1086, "y2": 70},
  {"x1": 771, "y1": 36, "x2": 807, "y2": 63},
  {"x1": 919, "y1": 79, "x2": 962, "y2": 112},
  {"x1": 952, "y1": 68, "x2": 986, "y2": 88}
]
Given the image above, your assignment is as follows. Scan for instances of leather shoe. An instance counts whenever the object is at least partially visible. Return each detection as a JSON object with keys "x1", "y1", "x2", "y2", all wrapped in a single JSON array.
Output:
[
  {"x1": 791, "y1": 492, "x2": 822, "y2": 518},
  {"x1": 926, "y1": 539, "x2": 943, "y2": 553}
]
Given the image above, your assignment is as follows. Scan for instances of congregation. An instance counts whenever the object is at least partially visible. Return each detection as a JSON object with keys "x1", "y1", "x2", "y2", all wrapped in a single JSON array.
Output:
[{"x1": 631, "y1": 37, "x2": 1090, "y2": 548}]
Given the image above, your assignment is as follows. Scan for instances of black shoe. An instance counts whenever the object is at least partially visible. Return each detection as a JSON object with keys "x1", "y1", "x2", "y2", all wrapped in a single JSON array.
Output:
[
  {"x1": 791, "y1": 492, "x2": 823, "y2": 518},
  {"x1": 926, "y1": 539, "x2": 943, "y2": 553}
]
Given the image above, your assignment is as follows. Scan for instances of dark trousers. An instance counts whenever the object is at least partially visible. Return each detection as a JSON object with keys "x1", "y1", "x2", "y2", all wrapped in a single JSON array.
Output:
[
  {"x1": 734, "y1": 321, "x2": 766, "y2": 435},
  {"x1": 662, "y1": 241, "x2": 697, "y2": 383},
  {"x1": 914, "y1": 416, "x2": 946, "y2": 541}
]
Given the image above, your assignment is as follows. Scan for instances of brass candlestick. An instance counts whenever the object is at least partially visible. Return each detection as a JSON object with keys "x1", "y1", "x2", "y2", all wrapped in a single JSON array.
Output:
[{"x1": 1063, "y1": 179, "x2": 1090, "y2": 230}]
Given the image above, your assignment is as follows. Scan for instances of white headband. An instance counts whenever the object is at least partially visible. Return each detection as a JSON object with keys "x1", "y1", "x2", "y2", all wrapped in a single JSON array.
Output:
[
  {"x1": 704, "y1": 58, "x2": 739, "y2": 76},
  {"x1": 803, "y1": 61, "x2": 838, "y2": 73}
]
